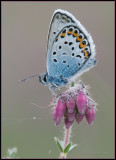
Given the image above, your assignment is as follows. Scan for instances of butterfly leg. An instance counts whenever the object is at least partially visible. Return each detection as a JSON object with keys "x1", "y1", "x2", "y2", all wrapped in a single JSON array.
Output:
[
  {"x1": 60, "y1": 75, "x2": 68, "y2": 85},
  {"x1": 49, "y1": 84, "x2": 58, "y2": 95}
]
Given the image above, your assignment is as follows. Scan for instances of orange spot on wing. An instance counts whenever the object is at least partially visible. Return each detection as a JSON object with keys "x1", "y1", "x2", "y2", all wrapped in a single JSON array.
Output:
[
  {"x1": 76, "y1": 36, "x2": 83, "y2": 42},
  {"x1": 61, "y1": 33, "x2": 65, "y2": 37},
  {"x1": 67, "y1": 31, "x2": 73, "y2": 35},
  {"x1": 79, "y1": 42, "x2": 86, "y2": 48},
  {"x1": 82, "y1": 50, "x2": 89, "y2": 58},
  {"x1": 73, "y1": 32, "x2": 78, "y2": 37},
  {"x1": 82, "y1": 50, "x2": 86, "y2": 52}
]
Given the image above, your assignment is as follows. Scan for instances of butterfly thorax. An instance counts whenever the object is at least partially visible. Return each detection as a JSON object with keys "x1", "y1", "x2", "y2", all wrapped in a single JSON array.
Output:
[{"x1": 39, "y1": 73, "x2": 68, "y2": 87}]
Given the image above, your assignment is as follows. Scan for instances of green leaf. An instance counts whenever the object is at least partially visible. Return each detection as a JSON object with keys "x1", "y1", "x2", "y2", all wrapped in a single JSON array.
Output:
[
  {"x1": 68, "y1": 144, "x2": 78, "y2": 152},
  {"x1": 64, "y1": 143, "x2": 71, "y2": 153},
  {"x1": 57, "y1": 140, "x2": 63, "y2": 152},
  {"x1": 54, "y1": 137, "x2": 63, "y2": 152}
]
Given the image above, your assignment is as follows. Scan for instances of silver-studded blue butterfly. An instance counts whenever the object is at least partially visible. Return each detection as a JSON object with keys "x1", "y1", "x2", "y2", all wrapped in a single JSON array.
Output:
[{"x1": 19, "y1": 9, "x2": 97, "y2": 91}]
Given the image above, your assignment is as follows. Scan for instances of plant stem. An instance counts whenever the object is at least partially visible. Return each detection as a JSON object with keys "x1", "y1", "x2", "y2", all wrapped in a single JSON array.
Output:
[
  {"x1": 71, "y1": 82, "x2": 75, "y2": 87},
  {"x1": 59, "y1": 82, "x2": 74, "y2": 158},
  {"x1": 59, "y1": 128, "x2": 71, "y2": 159},
  {"x1": 63, "y1": 129, "x2": 70, "y2": 150}
]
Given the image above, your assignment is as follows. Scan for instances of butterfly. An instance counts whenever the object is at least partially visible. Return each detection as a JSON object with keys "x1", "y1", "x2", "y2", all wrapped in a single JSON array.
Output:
[{"x1": 19, "y1": 9, "x2": 97, "y2": 92}]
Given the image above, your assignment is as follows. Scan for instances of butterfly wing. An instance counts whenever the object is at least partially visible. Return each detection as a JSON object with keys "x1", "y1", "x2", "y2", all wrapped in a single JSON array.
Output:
[{"x1": 47, "y1": 9, "x2": 96, "y2": 80}]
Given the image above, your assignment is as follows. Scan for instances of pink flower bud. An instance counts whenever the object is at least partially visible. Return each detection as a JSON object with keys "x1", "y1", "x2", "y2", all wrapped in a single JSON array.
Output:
[
  {"x1": 75, "y1": 113, "x2": 84, "y2": 124},
  {"x1": 56, "y1": 99, "x2": 66, "y2": 119},
  {"x1": 53, "y1": 99, "x2": 66, "y2": 125},
  {"x1": 76, "y1": 92, "x2": 87, "y2": 113},
  {"x1": 53, "y1": 110, "x2": 61, "y2": 125},
  {"x1": 66, "y1": 98, "x2": 75, "y2": 113},
  {"x1": 65, "y1": 117, "x2": 73, "y2": 129},
  {"x1": 67, "y1": 112, "x2": 75, "y2": 121},
  {"x1": 85, "y1": 107, "x2": 95, "y2": 125}
]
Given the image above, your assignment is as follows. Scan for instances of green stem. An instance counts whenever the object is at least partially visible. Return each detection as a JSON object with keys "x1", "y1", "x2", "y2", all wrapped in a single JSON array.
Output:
[{"x1": 71, "y1": 81, "x2": 75, "y2": 87}]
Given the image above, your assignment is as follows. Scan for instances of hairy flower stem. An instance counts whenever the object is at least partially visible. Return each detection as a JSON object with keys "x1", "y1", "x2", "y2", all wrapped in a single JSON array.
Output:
[
  {"x1": 59, "y1": 82, "x2": 74, "y2": 158},
  {"x1": 64, "y1": 129, "x2": 70, "y2": 149},
  {"x1": 59, "y1": 128, "x2": 71, "y2": 159}
]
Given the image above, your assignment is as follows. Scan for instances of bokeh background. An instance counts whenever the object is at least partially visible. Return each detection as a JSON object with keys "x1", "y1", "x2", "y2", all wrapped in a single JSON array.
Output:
[{"x1": 2, "y1": 2, "x2": 114, "y2": 158}]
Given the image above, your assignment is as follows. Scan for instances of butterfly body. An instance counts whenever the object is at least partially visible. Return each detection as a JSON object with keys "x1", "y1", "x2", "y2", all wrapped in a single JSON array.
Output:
[
  {"x1": 39, "y1": 9, "x2": 97, "y2": 89},
  {"x1": 39, "y1": 72, "x2": 68, "y2": 87}
]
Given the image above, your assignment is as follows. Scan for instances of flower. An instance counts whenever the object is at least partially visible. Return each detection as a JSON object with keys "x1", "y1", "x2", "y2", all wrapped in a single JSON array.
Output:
[
  {"x1": 75, "y1": 113, "x2": 84, "y2": 124},
  {"x1": 66, "y1": 98, "x2": 75, "y2": 113},
  {"x1": 76, "y1": 91, "x2": 87, "y2": 113},
  {"x1": 52, "y1": 82, "x2": 96, "y2": 129},
  {"x1": 53, "y1": 99, "x2": 66, "y2": 125},
  {"x1": 85, "y1": 105, "x2": 95, "y2": 125}
]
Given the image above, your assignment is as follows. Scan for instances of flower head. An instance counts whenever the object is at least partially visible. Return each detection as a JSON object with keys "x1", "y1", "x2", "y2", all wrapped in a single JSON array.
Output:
[{"x1": 52, "y1": 82, "x2": 96, "y2": 129}]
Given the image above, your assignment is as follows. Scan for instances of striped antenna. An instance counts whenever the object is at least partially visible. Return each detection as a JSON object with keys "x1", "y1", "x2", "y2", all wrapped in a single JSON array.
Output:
[{"x1": 18, "y1": 73, "x2": 40, "y2": 83}]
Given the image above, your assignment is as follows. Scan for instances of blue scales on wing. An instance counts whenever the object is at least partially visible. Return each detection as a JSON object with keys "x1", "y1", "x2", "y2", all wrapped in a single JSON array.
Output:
[{"x1": 46, "y1": 9, "x2": 96, "y2": 87}]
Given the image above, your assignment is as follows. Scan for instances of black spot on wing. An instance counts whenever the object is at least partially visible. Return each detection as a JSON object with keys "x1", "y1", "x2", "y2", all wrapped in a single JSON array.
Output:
[
  {"x1": 54, "y1": 59, "x2": 57, "y2": 62},
  {"x1": 53, "y1": 51, "x2": 56, "y2": 55},
  {"x1": 64, "y1": 41, "x2": 68, "y2": 44},
  {"x1": 76, "y1": 55, "x2": 81, "y2": 58},
  {"x1": 69, "y1": 42, "x2": 73, "y2": 46},
  {"x1": 72, "y1": 53, "x2": 75, "y2": 56}
]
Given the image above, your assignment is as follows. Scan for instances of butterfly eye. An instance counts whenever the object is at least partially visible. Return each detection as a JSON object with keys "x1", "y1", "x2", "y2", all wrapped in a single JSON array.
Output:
[{"x1": 43, "y1": 75, "x2": 47, "y2": 82}]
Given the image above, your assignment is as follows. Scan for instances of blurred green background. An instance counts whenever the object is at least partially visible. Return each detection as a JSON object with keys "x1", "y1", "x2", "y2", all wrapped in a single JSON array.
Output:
[{"x1": 2, "y1": 2, "x2": 114, "y2": 158}]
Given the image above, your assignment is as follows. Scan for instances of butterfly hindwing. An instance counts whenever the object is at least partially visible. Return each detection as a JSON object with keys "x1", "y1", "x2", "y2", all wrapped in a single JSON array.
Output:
[{"x1": 47, "y1": 9, "x2": 96, "y2": 80}]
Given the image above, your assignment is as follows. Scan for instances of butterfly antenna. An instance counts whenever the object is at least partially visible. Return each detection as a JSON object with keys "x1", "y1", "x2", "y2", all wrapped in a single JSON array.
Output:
[{"x1": 18, "y1": 73, "x2": 40, "y2": 83}]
